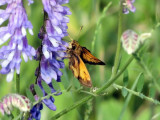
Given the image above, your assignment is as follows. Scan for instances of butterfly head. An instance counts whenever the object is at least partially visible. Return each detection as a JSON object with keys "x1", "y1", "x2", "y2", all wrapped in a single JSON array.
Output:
[{"x1": 68, "y1": 40, "x2": 79, "y2": 50}]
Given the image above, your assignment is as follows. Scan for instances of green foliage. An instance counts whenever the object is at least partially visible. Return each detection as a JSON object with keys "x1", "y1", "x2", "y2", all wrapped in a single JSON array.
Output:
[
  {"x1": 121, "y1": 88, "x2": 128, "y2": 98},
  {"x1": 123, "y1": 70, "x2": 129, "y2": 87},
  {"x1": 1, "y1": 0, "x2": 160, "y2": 120},
  {"x1": 26, "y1": 89, "x2": 35, "y2": 103},
  {"x1": 61, "y1": 72, "x2": 70, "y2": 90},
  {"x1": 136, "y1": 73, "x2": 144, "y2": 92},
  {"x1": 97, "y1": 99, "x2": 131, "y2": 120},
  {"x1": 41, "y1": 81, "x2": 51, "y2": 94},
  {"x1": 34, "y1": 84, "x2": 43, "y2": 98},
  {"x1": 52, "y1": 80, "x2": 61, "y2": 92},
  {"x1": 149, "y1": 85, "x2": 156, "y2": 98}
]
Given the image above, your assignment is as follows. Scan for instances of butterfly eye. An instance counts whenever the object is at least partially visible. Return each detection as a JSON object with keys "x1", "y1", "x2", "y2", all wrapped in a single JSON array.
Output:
[{"x1": 72, "y1": 45, "x2": 76, "y2": 50}]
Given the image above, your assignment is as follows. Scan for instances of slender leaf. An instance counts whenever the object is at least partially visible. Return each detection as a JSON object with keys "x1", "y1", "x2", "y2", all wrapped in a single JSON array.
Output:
[
  {"x1": 149, "y1": 85, "x2": 156, "y2": 98},
  {"x1": 26, "y1": 89, "x2": 35, "y2": 102},
  {"x1": 52, "y1": 80, "x2": 61, "y2": 91},
  {"x1": 136, "y1": 73, "x2": 144, "y2": 92},
  {"x1": 41, "y1": 81, "x2": 51, "y2": 94},
  {"x1": 123, "y1": 70, "x2": 128, "y2": 87},
  {"x1": 61, "y1": 78, "x2": 70, "y2": 90},
  {"x1": 34, "y1": 84, "x2": 44, "y2": 97},
  {"x1": 121, "y1": 88, "x2": 128, "y2": 98}
]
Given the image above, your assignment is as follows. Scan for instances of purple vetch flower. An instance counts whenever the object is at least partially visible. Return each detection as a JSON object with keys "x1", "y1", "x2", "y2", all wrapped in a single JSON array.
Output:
[
  {"x1": 29, "y1": 0, "x2": 71, "y2": 119},
  {"x1": 122, "y1": 0, "x2": 136, "y2": 14},
  {"x1": 39, "y1": 0, "x2": 71, "y2": 84},
  {"x1": 0, "y1": 0, "x2": 35, "y2": 81}
]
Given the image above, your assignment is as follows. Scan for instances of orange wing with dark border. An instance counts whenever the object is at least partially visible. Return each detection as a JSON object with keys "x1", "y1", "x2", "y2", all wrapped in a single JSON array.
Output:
[
  {"x1": 81, "y1": 47, "x2": 105, "y2": 65},
  {"x1": 69, "y1": 54, "x2": 92, "y2": 87}
]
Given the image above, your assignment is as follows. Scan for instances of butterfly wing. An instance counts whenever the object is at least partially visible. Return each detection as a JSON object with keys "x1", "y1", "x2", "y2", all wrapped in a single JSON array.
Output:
[
  {"x1": 69, "y1": 54, "x2": 79, "y2": 78},
  {"x1": 69, "y1": 54, "x2": 92, "y2": 87},
  {"x1": 81, "y1": 47, "x2": 105, "y2": 65}
]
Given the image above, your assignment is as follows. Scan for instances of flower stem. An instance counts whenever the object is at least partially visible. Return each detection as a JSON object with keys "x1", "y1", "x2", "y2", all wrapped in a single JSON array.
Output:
[
  {"x1": 113, "y1": 84, "x2": 160, "y2": 105},
  {"x1": 92, "y1": 2, "x2": 112, "y2": 51},
  {"x1": 16, "y1": 73, "x2": 20, "y2": 93},
  {"x1": 50, "y1": 56, "x2": 134, "y2": 120},
  {"x1": 111, "y1": 1, "x2": 123, "y2": 78},
  {"x1": 96, "y1": 56, "x2": 134, "y2": 94}
]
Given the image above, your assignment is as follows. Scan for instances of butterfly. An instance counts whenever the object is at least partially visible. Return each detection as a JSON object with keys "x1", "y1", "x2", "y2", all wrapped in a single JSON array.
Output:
[{"x1": 66, "y1": 40, "x2": 105, "y2": 88}]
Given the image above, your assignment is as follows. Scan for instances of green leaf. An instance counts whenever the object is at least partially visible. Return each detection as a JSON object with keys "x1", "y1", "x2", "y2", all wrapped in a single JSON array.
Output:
[
  {"x1": 61, "y1": 78, "x2": 69, "y2": 90},
  {"x1": 26, "y1": 89, "x2": 35, "y2": 102},
  {"x1": 123, "y1": 70, "x2": 128, "y2": 87},
  {"x1": 41, "y1": 81, "x2": 51, "y2": 94},
  {"x1": 149, "y1": 85, "x2": 156, "y2": 98},
  {"x1": 52, "y1": 80, "x2": 60, "y2": 92},
  {"x1": 73, "y1": 78, "x2": 81, "y2": 89},
  {"x1": 34, "y1": 84, "x2": 44, "y2": 97},
  {"x1": 121, "y1": 88, "x2": 128, "y2": 98},
  {"x1": 136, "y1": 73, "x2": 144, "y2": 92}
]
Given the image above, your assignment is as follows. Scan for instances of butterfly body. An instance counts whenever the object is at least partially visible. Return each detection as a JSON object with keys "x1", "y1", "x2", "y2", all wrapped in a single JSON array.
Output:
[{"x1": 66, "y1": 40, "x2": 105, "y2": 87}]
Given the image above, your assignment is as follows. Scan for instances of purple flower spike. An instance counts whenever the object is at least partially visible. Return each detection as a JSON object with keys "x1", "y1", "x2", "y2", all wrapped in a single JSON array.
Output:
[
  {"x1": 122, "y1": 0, "x2": 136, "y2": 14},
  {"x1": 0, "y1": 0, "x2": 35, "y2": 81},
  {"x1": 29, "y1": 0, "x2": 71, "y2": 119},
  {"x1": 39, "y1": 0, "x2": 71, "y2": 84}
]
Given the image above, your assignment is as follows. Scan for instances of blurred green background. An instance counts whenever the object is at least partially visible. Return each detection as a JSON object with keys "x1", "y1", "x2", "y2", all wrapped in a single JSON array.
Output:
[{"x1": 0, "y1": 0, "x2": 160, "y2": 120}]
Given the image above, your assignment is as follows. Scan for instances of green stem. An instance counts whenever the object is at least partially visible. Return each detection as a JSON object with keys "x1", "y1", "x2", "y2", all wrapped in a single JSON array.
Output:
[
  {"x1": 96, "y1": 56, "x2": 134, "y2": 94},
  {"x1": 111, "y1": 1, "x2": 123, "y2": 78},
  {"x1": 113, "y1": 84, "x2": 160, "y2": 105},
  {"x1": 16, "y1": 73, "x2": 20, "y2": 93},
  {"x1": 33, "y1": 91, "x2": 61, "y2": 106},
  {"x1": 16, "y1": 74, "x2": 21, "y2": 120},
  {"x1": 50, "y1": 56, "x2": 134, "y2": 120},
  {"x1": 92, "y1": 2, "x2": 112, "y2": 51}
]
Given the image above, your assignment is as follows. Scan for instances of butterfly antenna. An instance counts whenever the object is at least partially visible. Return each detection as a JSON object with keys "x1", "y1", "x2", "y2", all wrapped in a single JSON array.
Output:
[
  {"x1": 56, "y1": 41, "x2": 68, "y2": 48},
  {"x1": 68, "y1": 33, "x2": 74, "y2": 41},
  {"x1": 77, "y1": 26, "x2": 83, "y2": 41}
]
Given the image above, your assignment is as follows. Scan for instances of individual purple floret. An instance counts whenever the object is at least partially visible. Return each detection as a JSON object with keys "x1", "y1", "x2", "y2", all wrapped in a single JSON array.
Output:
[
  {"x1": 122, "y1": 0, "x2": 136, "y2": 14},
  {"x1": 0, "y1": 0, "x2": 35, "y2": 81},
  {"x1": 28, "y1": 0, "x2": 34, "y2": 5},
  {"x1": 28, "y1": 103, "x2": 43, "y2": 120}
]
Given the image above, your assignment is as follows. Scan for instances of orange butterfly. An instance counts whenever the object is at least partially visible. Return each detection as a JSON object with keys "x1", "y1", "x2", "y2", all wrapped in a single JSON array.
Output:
[{"x1": 66, "y1": 40, "x2": 105, "y2": 88}]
